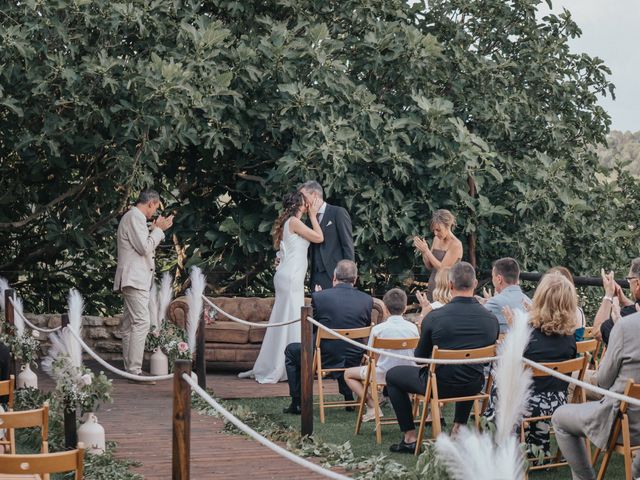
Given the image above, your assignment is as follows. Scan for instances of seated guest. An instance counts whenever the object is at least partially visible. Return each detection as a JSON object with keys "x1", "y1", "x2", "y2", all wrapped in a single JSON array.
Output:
[
  {"x1": 484, "y1": 273, "x2": 577, "y2": 459},
  {"x1": 547, "y1": 267, "x2": 586, "y2": 341},
  {"x1": 344, "y1": 288, "x2": 418, "y2": 422},
  {"x1": 283, "y1": 260, "x2": 373, "y2": 414},
  {"x1": 552, "y1": 310, "x2": 640, "y2": 480},
  {"x1": 479, "y1": 257, "x2": 531, "y2": 333},
  {"x1": 386, "y1": 262, "x2": 499, "y2": 453},
  {"x1": 594, "y1": 258, "x2": 640, "y2": 346},
  {"x1": 415, "y1": 267, "x2": 452, "y2": 324}
]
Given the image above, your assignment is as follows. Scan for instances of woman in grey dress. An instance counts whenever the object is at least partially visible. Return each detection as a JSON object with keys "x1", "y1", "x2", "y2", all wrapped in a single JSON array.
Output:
[{"x1": 413, "y1": 209, "x2": 463, "y2": 300}]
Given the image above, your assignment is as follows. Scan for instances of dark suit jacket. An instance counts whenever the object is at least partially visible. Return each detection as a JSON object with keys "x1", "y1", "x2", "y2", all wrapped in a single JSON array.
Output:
[
  {"x1": 416, "y1": 296, "x2": 499, "y2": 385},
  {"x1": 312, "y1": 283, "x2": 373, "y2": 370},
  {"x1": 310, "y1": 203, "x2": 354, "y2": 276}
]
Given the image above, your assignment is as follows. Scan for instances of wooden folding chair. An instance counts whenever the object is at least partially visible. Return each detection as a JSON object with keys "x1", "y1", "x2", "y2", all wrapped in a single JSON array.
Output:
[
  {"x1": 0, "y1": 404, "x2": 49, "y2": 455},
  {"x1": 523, "y1": 355, "x2": 590, "y2": 475},
  {"x1": 593, "y1": 379, "x2": 640, "y2": 480},
  {"x1": 0, "y1": 443, "x2": 84, "y2": 480},
  {"x1": 314, "y1": 326, "x2": 372, "y2": 423},
  {"x1": 354, "y1": 337, "x2": 420, "y2": 444},
  {"x1": 414, "y1": 344, "x2": 497, "y2": 455}
]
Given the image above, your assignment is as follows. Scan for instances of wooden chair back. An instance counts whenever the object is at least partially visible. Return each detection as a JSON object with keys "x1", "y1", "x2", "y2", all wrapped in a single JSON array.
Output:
[
  {"x1": 370, "y1": 337, "x2": 419, "y2": 350},
  {"x1": 529, "y1": 356, "x2": 588, "y2": 378},
  {"x1": 0, "y1": 404, "x2": 49, "y2": 454},
  {"x1": 0, "y1": 375, "x2": 15, "y2": 409},
  {"x1": 577, "y1": 338, "x2": 598, "y2": 356},
  {"x1": 0, "y1": 444, "x2": 84, "y2": 479},
  {"x1": 316, "y1": 326, "x2": 372, "y2": 342}
]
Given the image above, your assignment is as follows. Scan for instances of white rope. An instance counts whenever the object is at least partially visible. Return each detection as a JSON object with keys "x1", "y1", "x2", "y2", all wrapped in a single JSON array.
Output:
[
  {"x1": 202, "y1": 295, "x2": 301, "y2": 328},
  {"x1": 523, "y1": 358, "x2": 640, "y2": 408},
  {"x1": 307, "y1": 316, "x2": 500, "y2": 365},
  {"x1": 183, "y1": 374, "x2": 351, "y2": 480},
  {"x1": 8, "y1": 297, "x2": 62, "y2": 333},
  {"x1": 67, "y1": 327, "x2": 173, "y2": 382}
]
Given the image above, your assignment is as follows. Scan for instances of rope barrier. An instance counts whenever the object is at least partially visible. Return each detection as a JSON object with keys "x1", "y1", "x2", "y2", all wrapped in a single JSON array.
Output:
[
  {"x1": 523, "y1": 358, "x2": 640, "y2": 408},
  {"x1": 66, "y1": 328, "x2": 173, "y2": 382},
  {"x1": 8, "y1": 297, "x2": 62, "y2": 333},
  {"x1": 306, "y1": 316, "x2": 500, "y2": 365},
  {"x1": 182, "y1": 374, "x2": 351, "y2": 480},
  {"x1": 202, "y1": 296, "x2": 301, "y2": 328}
]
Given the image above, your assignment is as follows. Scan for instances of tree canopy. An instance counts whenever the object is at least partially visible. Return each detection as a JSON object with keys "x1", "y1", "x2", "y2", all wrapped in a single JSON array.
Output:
[{"x1": 1, "y1": 0, "x2": 637, "y2": 314}]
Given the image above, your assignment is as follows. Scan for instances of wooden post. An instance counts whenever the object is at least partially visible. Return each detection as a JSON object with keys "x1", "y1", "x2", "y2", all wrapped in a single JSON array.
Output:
[
  {"x1": 4, "y1": 289, "x2": 17, "y2": 385},
  {"x1": 61, "y1": 313, "x2": 78, "y2": 449},
  {"x1": 195, "y1": 314, "x2": 206, "y2": 390},
  {"x1": 300, "y1": 305, "x2": 313, "y2": 436},
  {"x1": 172, "y1": 360, "x2": 192, "y2": 480},
  {"x1": 467, "y1": 175, "x2": 478, "y2": 268}
]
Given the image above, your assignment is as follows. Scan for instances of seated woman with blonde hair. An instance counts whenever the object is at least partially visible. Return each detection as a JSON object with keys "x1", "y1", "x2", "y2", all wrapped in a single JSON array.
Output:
[{"x1": 484, "y1": 272, "x2": 577, "y2": 459}]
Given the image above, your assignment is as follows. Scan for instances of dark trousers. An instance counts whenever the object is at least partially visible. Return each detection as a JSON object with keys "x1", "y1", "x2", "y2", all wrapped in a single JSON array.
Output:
[
  {"x1": 310, "y1": 270, "x2": 333, "y2": 292},
  {"x1": 386, "y1": 365, "x2": 484, "y2": 432},
  {"x1": 0, "y1": 342, "x2": 11, "y2": 405},
  {"x1": 284, "y1": 342, "x2": 354, "y2": 405}
]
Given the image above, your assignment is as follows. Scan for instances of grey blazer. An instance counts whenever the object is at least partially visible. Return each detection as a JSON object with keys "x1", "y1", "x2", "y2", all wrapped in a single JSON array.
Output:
[
  {"x1": 587, "y1": 313, "x2": 640, "y2": 449},
  {"x1": 113, "y1": 207, "x2": 164, "y2": 292}
]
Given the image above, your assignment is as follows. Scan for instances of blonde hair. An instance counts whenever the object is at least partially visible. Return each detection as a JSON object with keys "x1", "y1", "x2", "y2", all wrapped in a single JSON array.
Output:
[
  {"x1": 430, "y1": 209, "x2": 456, "y2": 231},
  {"x1": 432, "y1": 267, "x2": 452, "y2": 304},
  {"x1": 529, "y1": 273, "x2": 577, "y2": 336}
]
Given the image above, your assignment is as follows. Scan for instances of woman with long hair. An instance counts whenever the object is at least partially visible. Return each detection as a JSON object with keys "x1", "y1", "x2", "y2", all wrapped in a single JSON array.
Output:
[
  {"x1": 545, "y1": 266, "x2": 586, "y2": 341},
  {"x1": 413, "y1": 209, "x2": 462, "y2": 301},
  {"x1": 239, "y1": 191, "x2": 324, "y2": 382},
  {"x1": 484, "y1": 272, "x2": 577, "y2": 460}
]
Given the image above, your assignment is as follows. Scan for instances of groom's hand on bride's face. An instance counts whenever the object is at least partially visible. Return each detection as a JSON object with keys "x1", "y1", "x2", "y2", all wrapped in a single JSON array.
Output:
[{"x1": 314, "y1": 284, "x2": 323, "y2": 292}]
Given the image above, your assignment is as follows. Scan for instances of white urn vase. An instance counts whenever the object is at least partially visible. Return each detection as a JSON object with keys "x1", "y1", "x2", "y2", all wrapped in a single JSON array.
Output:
[
  {"x1": 150, "y1": 349, "x2": 169, "y2": 376},
  {"x1": 78, "y1": 413, "x2": 106, "y2": 454},
  {"x1": 17, "y1": 364, "x2": 38, "y2": 389}
]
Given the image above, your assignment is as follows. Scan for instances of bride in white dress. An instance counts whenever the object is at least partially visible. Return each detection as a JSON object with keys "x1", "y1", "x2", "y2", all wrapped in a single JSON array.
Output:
[{"x1": 239, "y1": 191, "x2": 324, "y2": 383}]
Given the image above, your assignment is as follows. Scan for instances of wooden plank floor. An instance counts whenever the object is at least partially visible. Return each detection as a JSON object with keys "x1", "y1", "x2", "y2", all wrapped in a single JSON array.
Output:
[{"x1": 42, "y1": 364, "x2": 340, "y2": 479}]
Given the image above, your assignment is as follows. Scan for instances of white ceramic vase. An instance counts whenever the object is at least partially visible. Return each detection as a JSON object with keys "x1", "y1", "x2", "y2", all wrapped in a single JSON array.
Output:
[
  {"x1": 17, "y1": 364, "x2": 38, "y2": 389},
  {"x1": 78, "y1": 412, "x2": 106, "y2": 454},
  {"x1": 150, "y1": 349, "x2": 169, "y2": 376}
]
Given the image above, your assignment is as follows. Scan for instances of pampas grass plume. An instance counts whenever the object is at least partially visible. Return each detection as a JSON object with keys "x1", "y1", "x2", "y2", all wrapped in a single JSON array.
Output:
[
  {"x1": 0, "y1": 276, "x2": 9, "y2": 311},
  {"x1": 13, "y1": 296, "x2": 25, "y2": 336},
  {"x1": 157, "y1": 272, "x2": 173, "y2": 324},
  {"x1": 67, "y1": 288, "x2": 84, "y2": 369},
  {"x1": 149, "y1": 281, "x2": 159, "y2": 330},
  {"x1": 186, "y1": 266, "x2": 206, "y2": 353}
]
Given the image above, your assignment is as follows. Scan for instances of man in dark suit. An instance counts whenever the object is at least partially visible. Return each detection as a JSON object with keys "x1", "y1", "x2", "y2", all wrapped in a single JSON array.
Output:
[
  {"x1": 299, "y1": 181, "x2": 354, "y2": 291},
  {"x1": 283, "y1": 260, "x2": 373, "y2": 414},
  {"x1": 386, "y1": 262, "x2": 499, "y2": 452}
]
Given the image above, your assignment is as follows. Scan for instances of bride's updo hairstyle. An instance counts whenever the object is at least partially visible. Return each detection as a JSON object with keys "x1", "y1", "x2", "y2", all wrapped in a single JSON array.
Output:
[{"x1": 272, "y1": 191, "x2": 306, "y2": 249}]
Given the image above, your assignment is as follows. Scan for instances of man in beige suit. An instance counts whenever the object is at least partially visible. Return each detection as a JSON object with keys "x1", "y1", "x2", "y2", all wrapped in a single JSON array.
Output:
[{"x1": 114, "y1": 189, "x2": 173, "y2": 380}]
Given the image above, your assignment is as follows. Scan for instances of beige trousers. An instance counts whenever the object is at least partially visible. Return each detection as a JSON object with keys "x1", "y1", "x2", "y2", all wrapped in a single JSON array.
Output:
[{"x1": 121, "y1": 286, "x2": 150, "y2": 374}]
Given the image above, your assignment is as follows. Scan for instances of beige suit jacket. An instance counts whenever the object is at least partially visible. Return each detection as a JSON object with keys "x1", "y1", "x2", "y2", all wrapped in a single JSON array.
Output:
[
  {"x1": 587, "y1": 313, "x2": 640, "y2": 448},
  {"x1": 113, "y1": 207, "x2": 164, "y2": 292}
]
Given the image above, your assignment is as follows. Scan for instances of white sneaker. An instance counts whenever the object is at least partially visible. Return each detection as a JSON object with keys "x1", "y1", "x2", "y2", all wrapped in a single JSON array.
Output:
[
  {"x1": 362, "y1": 410, "x2": 384, "y2": 423},
  {"x1": 238, "y1": 370, "x2": 255, "y2": 379}
]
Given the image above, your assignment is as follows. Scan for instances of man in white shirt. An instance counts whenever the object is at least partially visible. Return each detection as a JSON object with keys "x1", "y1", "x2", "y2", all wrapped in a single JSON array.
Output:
[
  {"x1": 344, "y1": 288, "x2": 419, "y2": 421},
  {"x1": 114, "y1": 189, "x2": 173, "y2": 381}
]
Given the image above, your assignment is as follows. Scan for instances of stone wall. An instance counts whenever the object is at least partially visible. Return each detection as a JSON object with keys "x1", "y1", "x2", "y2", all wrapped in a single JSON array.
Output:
[{"x1": 26, "y1": 313, "x2": 125, "y2": 361}]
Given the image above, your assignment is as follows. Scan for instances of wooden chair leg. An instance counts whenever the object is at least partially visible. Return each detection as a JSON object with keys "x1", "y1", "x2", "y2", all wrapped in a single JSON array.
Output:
[
  {"x1": 592, "y1": 447, "x2": 601, "y2": 467},
  {"x1": 316, "y1": 358, "x2": 325, "y2": 424},
  {"x1": 431, "y1": 399, "x2": 442, "y2": 438},
  {"x1": 371, "y1": 383, "x2": 382, "y2": 444},
  {"x1": 622, "y1": 416, "x2": 633, "y2": 480},
  {"x1": 473, "y1": 400, "x2": 481, "y2": 429},
  {"x1": 597, "y1": 448, "x2": 614, "y2": 480},
  {"x1": 355, "y1": 370, "x2": 370, "y2": 435},
  {"x1": 414, "y1": 398, "x2": 429, "y2": 456}
]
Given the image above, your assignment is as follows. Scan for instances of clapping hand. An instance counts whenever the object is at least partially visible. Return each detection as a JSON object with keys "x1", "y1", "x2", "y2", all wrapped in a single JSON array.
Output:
[
  {"x1": 502, "y1": 306, "x2": 515, "y2": 328},
  {"x1": 153, "y1": 214, "x2": 174, "y2": 231},
  {"x1": 314, "y1": 284, "x2": 323, "y2": 292},
  {"x1": 601, "y1": 268, "x2": 616, "y2": 297},
  {"x1": 611, "y1": 297, "x2": 622, "y2": 323},
  {"x1": 413, "y1": 236, "x2": 429, "y2": 254},
  {"x1": 416, "y1": 290, "x2": 433, "y2": 317}
]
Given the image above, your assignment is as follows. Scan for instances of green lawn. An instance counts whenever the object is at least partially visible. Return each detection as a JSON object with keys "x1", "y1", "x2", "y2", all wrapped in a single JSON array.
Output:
[{"x1": 226, "y1": 395, "x2": 625, "y2": 479}]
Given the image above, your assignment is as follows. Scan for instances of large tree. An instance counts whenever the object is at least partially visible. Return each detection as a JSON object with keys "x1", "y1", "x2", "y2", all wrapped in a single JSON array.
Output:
[{"x1": 1, "y1": 0, "x2": 636, "y2": 314}]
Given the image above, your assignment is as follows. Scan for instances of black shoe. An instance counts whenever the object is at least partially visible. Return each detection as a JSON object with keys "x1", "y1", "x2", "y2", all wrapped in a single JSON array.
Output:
[
  {"x1": 389, "y1": 438, "x2": 417, "y2": 454},
  {"x1": 345, "y1": 406, "x2": 355, "y2": 412},
  {"x1": 283, "y1": 403, "x2": 301, "y2": 415}
]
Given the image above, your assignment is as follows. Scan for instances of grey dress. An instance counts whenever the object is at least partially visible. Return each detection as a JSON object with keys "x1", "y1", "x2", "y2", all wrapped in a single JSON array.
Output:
[{"x1": 426, "y1": 249, "x2": 446, "y2": 301}]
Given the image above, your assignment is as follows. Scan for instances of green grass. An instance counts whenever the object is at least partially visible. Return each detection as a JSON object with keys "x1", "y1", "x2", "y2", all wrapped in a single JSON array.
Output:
[{"x1": 226, "y1": 395, "x2": 625, "y2": 479}]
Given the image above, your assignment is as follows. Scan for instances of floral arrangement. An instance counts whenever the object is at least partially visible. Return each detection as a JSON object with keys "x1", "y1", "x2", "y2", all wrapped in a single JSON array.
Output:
[
  {"x1": 145, "y1": 320, "x2": 191, "y2": 366},
  {"x1": 0, "y1": 329, "x2": 41, "y2": 368},
  {"x1": 48, "y1": 355, "x2": 113, "y2": 414}
]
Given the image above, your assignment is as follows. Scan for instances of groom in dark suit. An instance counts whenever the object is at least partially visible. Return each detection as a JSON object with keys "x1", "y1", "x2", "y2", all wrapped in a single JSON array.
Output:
[
  {"x1": 283, "y1": 260, "x2": 373, "y2": 414},
  {"x1": 299, "y1": 181, "x2": 355, "y2": 291}
]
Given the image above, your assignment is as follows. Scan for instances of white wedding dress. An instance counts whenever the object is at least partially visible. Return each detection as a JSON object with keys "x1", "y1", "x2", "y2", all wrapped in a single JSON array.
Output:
[{"x1": 241, "y1": 218, "x2": 309, "y2": 383}]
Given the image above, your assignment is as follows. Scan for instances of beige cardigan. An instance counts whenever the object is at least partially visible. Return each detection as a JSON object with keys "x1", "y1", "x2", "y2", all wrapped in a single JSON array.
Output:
[{"x1": 113, "y1": 207, "x2": 164, "y2": 292}]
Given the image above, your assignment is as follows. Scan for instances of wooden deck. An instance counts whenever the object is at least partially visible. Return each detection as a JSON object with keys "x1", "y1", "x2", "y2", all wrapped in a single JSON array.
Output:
[{"x1": 47, "y1": 364, "x2": 340, "y2": 479}]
